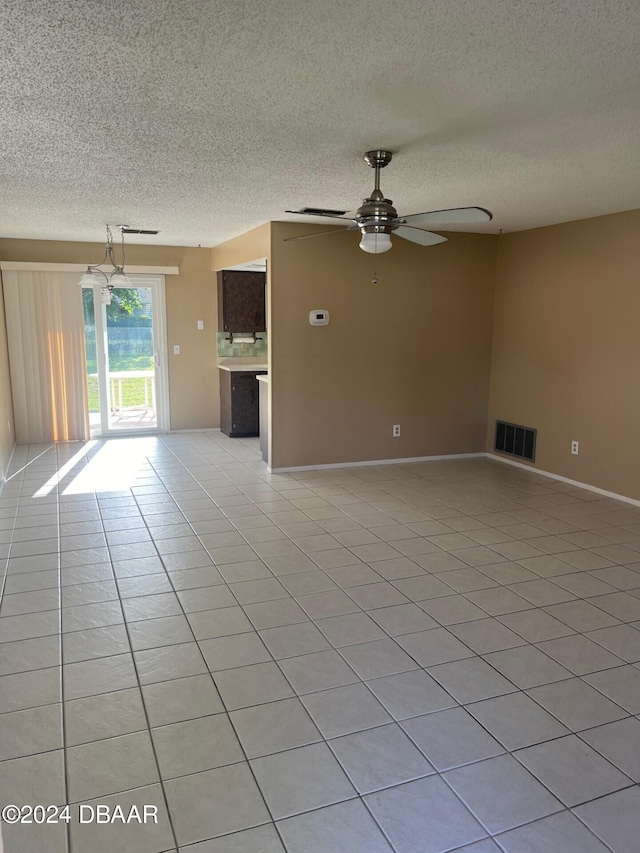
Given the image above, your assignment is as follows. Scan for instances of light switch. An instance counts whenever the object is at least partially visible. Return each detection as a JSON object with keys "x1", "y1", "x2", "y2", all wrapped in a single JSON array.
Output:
[
  {"x1": 197, "y1": 320, "x2": 204, "y2": 330},
  {"x1": 173, "y1": 345, "x2": 180, "y2": 355}
]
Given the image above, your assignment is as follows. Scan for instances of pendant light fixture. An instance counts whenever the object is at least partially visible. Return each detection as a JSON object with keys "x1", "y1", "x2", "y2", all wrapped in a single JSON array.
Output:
[{"x1": 78, "y1": 225, "x2": 132, "y2": 302}]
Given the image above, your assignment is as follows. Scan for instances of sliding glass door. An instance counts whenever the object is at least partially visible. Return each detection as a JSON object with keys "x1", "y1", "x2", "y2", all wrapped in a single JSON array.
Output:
[{"x1": 82, "y1": 274, "x2": 169, "y2": 435}]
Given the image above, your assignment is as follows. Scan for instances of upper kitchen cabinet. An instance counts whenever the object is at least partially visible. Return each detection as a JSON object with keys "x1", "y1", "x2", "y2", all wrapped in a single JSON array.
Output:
[{"x1": 217, "y1": 271, "x2": 266, "y2": 332}]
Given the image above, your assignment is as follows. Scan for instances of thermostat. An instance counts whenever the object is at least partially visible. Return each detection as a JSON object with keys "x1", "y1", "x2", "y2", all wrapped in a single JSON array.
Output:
[{"x1": 309, "y1": 310, "x2": 330, "y2": 326}]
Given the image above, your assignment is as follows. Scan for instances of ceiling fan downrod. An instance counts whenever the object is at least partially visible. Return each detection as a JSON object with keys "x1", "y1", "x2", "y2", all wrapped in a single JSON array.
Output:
[
  {"x1": 356, "y1": 150, "x2": 397, "y2": 250},
  {"x1": 363, "y1": 149, "x2": 393, "y2": 188}
]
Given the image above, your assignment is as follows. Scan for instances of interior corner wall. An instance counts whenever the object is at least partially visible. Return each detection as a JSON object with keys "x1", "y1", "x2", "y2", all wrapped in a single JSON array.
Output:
[
  {"x1": 269, "y1": 222, "x2": 498, "y2": 470},
  {"x1": 0, "y1": 239, "x2": 217, "y2": 432},
  {"x1": 210, "y1": 222, "x2": 273, "y2": 460},
  {"x1": 0, "y1": 273, "x2": 16, "y2": 484},
  {"x1": 210, "y1": 223, "x2": 271, "y2": 272},
  {"x1": 487, "y1": 208, "x2": 640, "y2": 501}
]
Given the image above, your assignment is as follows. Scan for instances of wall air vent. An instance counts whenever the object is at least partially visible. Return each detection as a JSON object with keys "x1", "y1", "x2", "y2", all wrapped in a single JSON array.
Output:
[{"x1": 495, "y1": 420, "x2": 537, "y2": 462}]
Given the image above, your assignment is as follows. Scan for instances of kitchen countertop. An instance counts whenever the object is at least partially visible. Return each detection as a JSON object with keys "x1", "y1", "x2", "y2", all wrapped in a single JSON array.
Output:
[{"x1": 218, "y1": 357, "x2": 268, "y2": 372}]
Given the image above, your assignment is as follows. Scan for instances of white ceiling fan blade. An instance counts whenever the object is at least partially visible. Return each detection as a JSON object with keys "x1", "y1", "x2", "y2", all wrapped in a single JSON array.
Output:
[
  {"x1": 396, "y1": 207, "x2": 493, "y2": 227},
  {"x1": 394, "y1": 226, "x2": 448, "y2": 246}
]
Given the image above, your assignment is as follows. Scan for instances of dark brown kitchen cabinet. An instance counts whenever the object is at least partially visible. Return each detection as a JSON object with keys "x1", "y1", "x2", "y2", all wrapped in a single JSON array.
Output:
[
  {"x1": 217, "y1": 271, "x2": 266, "y2": 332},
  {"x1": 219, "y1": 370, "x2": 266, "y2": 437}
]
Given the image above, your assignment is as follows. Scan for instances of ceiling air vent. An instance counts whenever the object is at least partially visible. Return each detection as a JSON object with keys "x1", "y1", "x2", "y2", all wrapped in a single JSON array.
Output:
[
  {"x1": 121, "y1": 228, "x2": 159, "y2": 235},
  {"x1": 495, "y1": 420, "x2": 536, "y2": 462},
  {"x1": 299, "y1": 207, "x2": 347, "y2": 216}
]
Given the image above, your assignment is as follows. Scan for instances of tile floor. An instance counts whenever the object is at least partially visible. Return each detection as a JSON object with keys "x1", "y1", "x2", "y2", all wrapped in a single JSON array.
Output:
[{"x1": 0, "y1": 434, "x2": 640, "y2": 852}]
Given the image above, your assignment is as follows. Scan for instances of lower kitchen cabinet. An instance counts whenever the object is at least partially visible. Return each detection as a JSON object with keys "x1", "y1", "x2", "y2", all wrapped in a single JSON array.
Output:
[{"x1": 219, "y1": 370, "x2": 266, "y2": 437}]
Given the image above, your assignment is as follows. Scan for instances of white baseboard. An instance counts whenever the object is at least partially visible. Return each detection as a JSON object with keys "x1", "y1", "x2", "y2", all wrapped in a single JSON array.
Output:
[
  {"x1": 0, "y1": 442, "x2": 17, "y2": 500},
  {"x1": 268, "y1": 449, "x2": 640, "y2": 508},
  {"x1": 485, "y1": 452, "x2": 640, "y2": 508},
  {"x1": 168, "y1": 428, "x2": 222, "y2": 434},
  {"x1": 267, "y1": 452, "x2": 485, "y2": 474}
]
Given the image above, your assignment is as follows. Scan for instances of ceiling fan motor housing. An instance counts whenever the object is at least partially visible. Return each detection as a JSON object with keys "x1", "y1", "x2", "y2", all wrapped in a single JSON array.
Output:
[{"x1": 356, "y1": 194, "x2": 398, "y2": 234}]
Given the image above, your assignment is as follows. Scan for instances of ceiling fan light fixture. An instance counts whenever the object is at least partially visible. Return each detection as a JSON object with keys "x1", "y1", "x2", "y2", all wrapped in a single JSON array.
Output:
[{"x1": 359, "y1": 232, "x2": 392, "y2": 254}]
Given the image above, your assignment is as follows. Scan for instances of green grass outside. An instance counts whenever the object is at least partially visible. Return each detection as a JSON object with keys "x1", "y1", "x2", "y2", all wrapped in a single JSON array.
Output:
[
  {"x1": 85, "y1": 355, "x2": 153, "y2": 374},
  {"x1": 86, "y1": 356, "x2": 155, "y2": 413}
]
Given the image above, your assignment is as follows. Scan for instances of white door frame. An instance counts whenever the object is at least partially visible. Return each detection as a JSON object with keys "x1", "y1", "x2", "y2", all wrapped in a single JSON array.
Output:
[{"x1": 91, "y1": 273, "x2": 169, "y2": 435}]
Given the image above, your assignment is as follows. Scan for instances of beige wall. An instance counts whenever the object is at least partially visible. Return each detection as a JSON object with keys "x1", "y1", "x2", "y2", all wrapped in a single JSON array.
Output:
[
  {"x1": 5, "y1": 209, "x2": 638, "y2": 503},
  {"x1": 210, "y1": 223, "x2": 270, "y2": 272},
  {"x1": 270, "y1": 222, "x2": 498, "y2": 469},
  {"x1": 0, "y1": 239, "x2": 217, "y2": 431},
  {"x1": 488, "y1": 209, "x2": 640, "y2": 501},
  {"x1": 0, "y1": 274, "x2": 15, "y2": 484}
]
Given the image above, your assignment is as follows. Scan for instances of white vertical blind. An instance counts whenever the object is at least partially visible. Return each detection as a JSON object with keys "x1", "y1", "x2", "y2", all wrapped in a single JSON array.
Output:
[{"x1": 3, "y1": 270, "x2": 89, "y2": 443}]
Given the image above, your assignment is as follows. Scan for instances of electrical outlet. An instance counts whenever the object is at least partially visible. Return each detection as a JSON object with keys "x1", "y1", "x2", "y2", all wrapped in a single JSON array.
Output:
[
  {"x1": 393, "y1": 424, "x2": 401, "y2": 437},
  {"x1": 173, "y1": 345, "x2": 180, "y2": 355},
  {"x1": 571, "y1": 440, "x2": 579, "y2": 455}
]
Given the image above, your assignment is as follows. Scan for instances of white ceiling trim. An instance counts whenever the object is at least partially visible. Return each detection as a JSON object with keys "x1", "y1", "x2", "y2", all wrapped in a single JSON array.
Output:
[{"x1": 0, "y1": 262, "x2": 180, "y2": 274}]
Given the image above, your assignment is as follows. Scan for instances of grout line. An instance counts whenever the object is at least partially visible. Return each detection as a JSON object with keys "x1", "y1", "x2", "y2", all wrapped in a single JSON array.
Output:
[
  {"x1": 154, "y1": 436, "x2": 404, "y2": 849},
  {"x1": 135, "y1": 452, "x2": 295, "y2": 852},
  {"x1": 53, "y1": 444, "x2": 72, "y2": 853},
  {"x1": 3, "y1": 654, "x2": 637, "y2": 720},
  {"x1": 1, "y1": 438, "x2": 640, "y2": 852},
  {"x1": 91, "y1": 497, "x2": 182, "y2": 852},
  {"x1": 486, "y1": 453, "x2": 640, "y2": 509},
  {"x1": 156, "y1": 436, "x2": 430, "y2": 849},
  {"x1": 139, "y1": 440, "x2": 616, "y2": 843}
]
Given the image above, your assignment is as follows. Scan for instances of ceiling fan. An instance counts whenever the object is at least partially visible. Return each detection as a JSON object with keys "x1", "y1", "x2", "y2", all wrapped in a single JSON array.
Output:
[{"x1": 285, "y1": 150, "x2": 492, "y2": 253}]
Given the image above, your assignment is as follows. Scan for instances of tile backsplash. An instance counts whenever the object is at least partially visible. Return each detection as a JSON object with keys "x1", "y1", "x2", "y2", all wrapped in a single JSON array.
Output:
[{"x1": 217, "y1": 332, "x2": 267, "y2": 359}]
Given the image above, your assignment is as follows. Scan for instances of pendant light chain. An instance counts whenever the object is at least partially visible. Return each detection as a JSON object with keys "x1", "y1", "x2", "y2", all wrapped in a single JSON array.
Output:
[{"x1": 77, "y1": 224, "x2": 133, "y2": 296}]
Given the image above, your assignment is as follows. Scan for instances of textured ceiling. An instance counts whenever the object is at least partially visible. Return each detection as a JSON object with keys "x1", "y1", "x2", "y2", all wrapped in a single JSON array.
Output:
[{"x1": 1, "y1": 0, "x2": 640, "y2": 246}]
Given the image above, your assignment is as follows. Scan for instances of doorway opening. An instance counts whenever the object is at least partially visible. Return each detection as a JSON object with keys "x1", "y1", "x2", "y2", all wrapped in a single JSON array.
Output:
[{"x1": 82, "y1": 274, "x2": 169, "y2": 436}]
